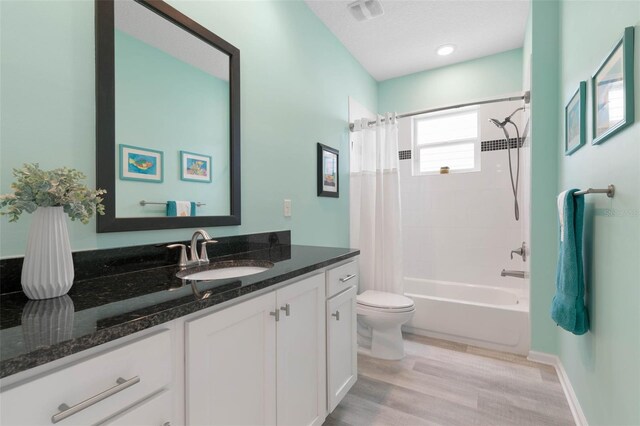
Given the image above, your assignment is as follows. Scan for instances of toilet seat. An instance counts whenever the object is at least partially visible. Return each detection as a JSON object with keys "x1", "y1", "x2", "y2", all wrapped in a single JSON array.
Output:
[
  {"x1": 357, "y1": 304, "x2": 415, "y2": 314},
  {"x1": 357, "y1": 290, "x2": 415, "y2": 312}
]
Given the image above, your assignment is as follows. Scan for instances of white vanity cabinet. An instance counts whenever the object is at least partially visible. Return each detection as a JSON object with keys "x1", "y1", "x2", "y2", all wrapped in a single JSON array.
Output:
[
  {"x1": 325, "y1": 260, "x2": 358, "y2": 413},
  {"x1": 0, "y1": 256, "x2": 359, "y2": 426},
  {"x1": 185, "y1": 272, "x2": 326, "y2": 426}
]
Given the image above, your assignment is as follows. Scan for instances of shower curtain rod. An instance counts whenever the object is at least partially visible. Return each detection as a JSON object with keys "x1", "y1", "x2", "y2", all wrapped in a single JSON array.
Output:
[{"x1": 349, "y1": 90, "x2": 530, "y2": 132}]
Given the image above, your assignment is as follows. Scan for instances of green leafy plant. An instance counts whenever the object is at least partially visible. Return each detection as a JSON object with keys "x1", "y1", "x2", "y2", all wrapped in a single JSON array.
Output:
[{"x1": 0, "y1": 163, "x2": 106, "y2": 224}]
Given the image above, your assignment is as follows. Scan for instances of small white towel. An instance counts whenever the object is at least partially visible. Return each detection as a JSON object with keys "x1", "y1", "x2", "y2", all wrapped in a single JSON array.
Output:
[
  {"x1": 175, "y1": 201, "x2": 191, "y2": 217},
  {"x1": 557, "y1": 190, "x2": 568, "y2": 242},
  {"x1": 167, "y1": 201, "x2": 193, "y2": 217}
]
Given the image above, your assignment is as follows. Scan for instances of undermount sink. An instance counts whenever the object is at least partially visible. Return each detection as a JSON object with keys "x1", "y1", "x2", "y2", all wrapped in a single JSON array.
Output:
[{"x1": 176, "y1": 260, "x2": 274, "y2": 281}]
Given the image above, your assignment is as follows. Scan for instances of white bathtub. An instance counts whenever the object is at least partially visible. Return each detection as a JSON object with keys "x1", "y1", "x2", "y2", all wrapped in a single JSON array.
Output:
[{"x1": 403, "y1": 277, "x2": 530, "y2": 355}]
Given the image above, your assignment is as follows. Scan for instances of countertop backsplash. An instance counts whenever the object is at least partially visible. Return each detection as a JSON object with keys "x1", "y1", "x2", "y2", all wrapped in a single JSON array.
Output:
[{"x1": 0, "y1": 230, "x2": 291, "y2": 295}]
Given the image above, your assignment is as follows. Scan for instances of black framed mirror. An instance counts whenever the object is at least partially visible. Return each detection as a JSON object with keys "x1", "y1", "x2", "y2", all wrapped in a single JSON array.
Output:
[{"x1": 96, "y1": 0, "x2": 240, "y2": 232}]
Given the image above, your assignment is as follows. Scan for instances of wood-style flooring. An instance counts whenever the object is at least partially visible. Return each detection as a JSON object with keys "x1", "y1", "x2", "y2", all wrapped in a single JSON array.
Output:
[{"x1": 324, "y1": 333, "x2": 575, "y2": 426}]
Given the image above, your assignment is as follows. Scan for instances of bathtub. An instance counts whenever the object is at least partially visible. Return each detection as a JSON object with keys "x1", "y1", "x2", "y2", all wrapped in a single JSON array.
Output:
[{"x1": 402, "y1": 278, "x2": 530, "y2": 355}]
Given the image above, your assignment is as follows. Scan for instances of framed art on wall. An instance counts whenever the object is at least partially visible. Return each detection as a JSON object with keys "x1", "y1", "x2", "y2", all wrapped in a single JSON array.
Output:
[
  {"x1": 317, "y1": 143, "x2": 339, "y2": 198},
  {"x1": 592, "y1": 26, "x2": 635, "y2": 145},
  {"x1": 565, "y1": 81, "x2": 586, "y2": 155},
  {"x1": 119, "y1": 144, "x2": 164, "y2": 183},
  {"x1": 180, "y1": 151, "x2": 212, "y2": 183}
]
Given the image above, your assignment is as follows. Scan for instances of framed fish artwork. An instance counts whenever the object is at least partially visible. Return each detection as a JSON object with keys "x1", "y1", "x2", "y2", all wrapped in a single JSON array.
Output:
[
  {"x1": 119, "y1": 144, "x2": 164, "y2": 183},
  {"x1": 180, "y1": 151, "x2": 212, "y2": 183}
]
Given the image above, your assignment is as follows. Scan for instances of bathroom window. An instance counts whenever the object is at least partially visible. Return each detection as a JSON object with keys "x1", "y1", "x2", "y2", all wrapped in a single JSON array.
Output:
[{"x1": 412, "y1": 107, "x2": 480, "y2": 174}]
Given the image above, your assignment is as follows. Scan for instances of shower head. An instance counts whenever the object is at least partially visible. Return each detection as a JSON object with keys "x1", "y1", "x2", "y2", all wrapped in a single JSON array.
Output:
[
  {"x1": 489, "y1": 118, "x2": 505, "y2": 128},
  {"x1": 489, "y1": 107, "x2": 525, "y2": 129}
]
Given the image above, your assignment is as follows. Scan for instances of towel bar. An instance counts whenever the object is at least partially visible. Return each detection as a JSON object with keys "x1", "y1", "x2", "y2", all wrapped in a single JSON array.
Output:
[
  {"x1": 140, "y1": 200, "x2": 206, "y2": 206},
  {"x1": 573, "y1": 184, "x2": 615, "y2": 198}
]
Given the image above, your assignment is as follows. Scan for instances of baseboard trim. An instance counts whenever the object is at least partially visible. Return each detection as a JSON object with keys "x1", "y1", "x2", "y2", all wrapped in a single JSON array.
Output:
[{"x1": 528, "y1": 351, "x2": 588, "y2": 426}]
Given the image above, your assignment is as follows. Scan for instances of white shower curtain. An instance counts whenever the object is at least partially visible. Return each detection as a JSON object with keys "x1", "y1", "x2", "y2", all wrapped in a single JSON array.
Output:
[{"x1": 350, "y1": 112, "x2": 403, "y2": 295}]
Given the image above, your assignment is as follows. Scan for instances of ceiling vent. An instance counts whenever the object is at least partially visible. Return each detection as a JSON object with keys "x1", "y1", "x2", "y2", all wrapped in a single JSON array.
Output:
[{"x1": 348, "y1": 0, "x2": 384, "y2": 22}]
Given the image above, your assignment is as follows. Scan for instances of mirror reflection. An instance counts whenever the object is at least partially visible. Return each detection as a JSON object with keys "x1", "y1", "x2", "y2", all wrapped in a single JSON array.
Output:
[{"x1": 114, "y1": 0, "x2": 231, "y2": 218}]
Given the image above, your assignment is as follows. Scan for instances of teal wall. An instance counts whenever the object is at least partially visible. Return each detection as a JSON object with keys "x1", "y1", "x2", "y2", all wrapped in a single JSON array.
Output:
[
  {"x1": 114, "y1": 30, "x2": 230, "y2": 217},
  {"x1": 0, "y1": 0, "x2": 377, "y2": 258},
  {"x1": 556, "y1": 1, "x2": 640, "y2": 424},
  {"x1": 529, "y1": 0, "x2": 561, "y2": 354},
  {"x1": 378, "y1": 48, "x2": 523, "y2": 113}
]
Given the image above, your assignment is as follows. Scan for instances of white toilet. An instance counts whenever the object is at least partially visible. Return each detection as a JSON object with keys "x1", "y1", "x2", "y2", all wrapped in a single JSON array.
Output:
[{"x1": 356, "y1": 290, "x2": 416, "y2": 360}]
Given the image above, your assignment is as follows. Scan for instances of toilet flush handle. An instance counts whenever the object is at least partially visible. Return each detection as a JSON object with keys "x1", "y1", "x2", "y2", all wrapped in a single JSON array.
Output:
[{"x1": 331, "y1": 310, "x2": 340, "y2": 321}]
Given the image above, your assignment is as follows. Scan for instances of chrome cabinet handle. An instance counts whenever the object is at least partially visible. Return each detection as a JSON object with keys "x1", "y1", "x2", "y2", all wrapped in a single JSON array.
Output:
[
  {"x1": 51, "y1": 376, "x2": 140, "y2": 424},
  {"x1": 339, "y1": 274, "x2": 356, "y2": 283},
  {"x1": 270, "y1": 310, "x2": 280, "y2": 321},
  {"x1": 332, "y1": 310, "x2": 340, "y2": 321},
  {"x1": 280, "y1": 303, "x2": 291, "y2": 317}
]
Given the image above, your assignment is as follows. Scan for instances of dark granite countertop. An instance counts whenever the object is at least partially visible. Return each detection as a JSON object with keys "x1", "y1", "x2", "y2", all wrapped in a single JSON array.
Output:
[{"x1": 0, "y1": 242, "x2": 358, "y2": 379}]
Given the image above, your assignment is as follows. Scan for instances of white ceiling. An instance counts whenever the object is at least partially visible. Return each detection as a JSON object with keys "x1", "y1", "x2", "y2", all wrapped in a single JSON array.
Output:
[{"x1": 305, "y1": 0, "x2": 530, "y2": 82}]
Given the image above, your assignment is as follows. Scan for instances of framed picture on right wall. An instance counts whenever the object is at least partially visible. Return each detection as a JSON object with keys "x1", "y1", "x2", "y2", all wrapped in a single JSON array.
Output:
[
  {"x1": 565, "y1": 81, "x2": 586, "y2": 155},
  {"x1": 591, "y1": 26, "x2": 635, "y2": 145}
]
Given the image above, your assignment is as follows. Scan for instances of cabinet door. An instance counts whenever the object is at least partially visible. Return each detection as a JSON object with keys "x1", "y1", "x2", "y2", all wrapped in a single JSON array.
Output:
[
  {"x1": 186, "y1": 292, "x2": 277, "y2": 426},
  {"x1": 276, "y1": 273, "x2": 326, "y2": 426},
  {"x1": 327, "y1": 285, "x2": 358, "y2": 413}
]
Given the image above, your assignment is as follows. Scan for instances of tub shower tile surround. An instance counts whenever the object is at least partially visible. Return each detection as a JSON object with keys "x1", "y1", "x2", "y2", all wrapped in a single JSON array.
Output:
[
  {"x1": 400, "y1": 153, "x2": 527, "y2": 292},
  {"x1": 0, "y1": 231, "x2": 359, "y2": 378},
  {"x1": 397, "y1": 102, "x2": 529, "y2": 294}
]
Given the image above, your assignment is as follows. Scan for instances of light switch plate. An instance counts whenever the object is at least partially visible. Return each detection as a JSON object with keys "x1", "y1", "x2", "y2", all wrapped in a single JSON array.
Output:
[{"x1": 284, "y1": 199, "x2": 291, "y2": 217}]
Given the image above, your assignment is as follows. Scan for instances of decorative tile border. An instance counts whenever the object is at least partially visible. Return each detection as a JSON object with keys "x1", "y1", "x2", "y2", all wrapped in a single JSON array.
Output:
[
  {"x1": 399, "y1": 150, "x2": 412, "y2": 160},
  {"x1": 399, "y1": 138, "x2": 526, "y2": 160},
  {"x1": 481, "y1": 137, "x2": 524, "y2": 152}
]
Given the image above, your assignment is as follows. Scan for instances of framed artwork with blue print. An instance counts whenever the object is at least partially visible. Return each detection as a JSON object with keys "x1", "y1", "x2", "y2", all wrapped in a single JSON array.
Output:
[
  {"x1": 565, "y1": 81, "x2": 586, "y2": 155},
  {"x1": 592, "y1": 26, "x2": 635, "y2": 145},
  {"x1": 119, "y1": 144, "x2": 164, "y2": 183},
  {"x1": 180, "y1": 151, "x2": 212, "y2": 183},
  {"x1": 317, "y1": 143, "x2": 339, "y2": 198}
]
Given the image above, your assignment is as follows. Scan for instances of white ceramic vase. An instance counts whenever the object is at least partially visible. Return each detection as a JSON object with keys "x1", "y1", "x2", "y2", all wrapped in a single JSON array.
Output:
[{"x1": 21, "y1": 206, "x2": 74, "y2": 299}]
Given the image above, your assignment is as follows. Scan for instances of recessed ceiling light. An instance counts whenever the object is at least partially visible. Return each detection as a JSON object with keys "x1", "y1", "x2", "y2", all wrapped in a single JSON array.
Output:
[{"x1": 437, "y1": 44, "x2": 456, "y2": 56}]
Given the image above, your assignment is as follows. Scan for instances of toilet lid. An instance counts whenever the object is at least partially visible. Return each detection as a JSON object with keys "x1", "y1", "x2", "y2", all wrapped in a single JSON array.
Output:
[{"x1": 357, "y1": 290, "x2": 415, "y2": 310}]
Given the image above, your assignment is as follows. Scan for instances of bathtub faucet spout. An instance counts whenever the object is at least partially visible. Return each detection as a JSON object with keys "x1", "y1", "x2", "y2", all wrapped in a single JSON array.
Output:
[{"x1": 501, "y1": 269, "x2": 526, "y2": 279}]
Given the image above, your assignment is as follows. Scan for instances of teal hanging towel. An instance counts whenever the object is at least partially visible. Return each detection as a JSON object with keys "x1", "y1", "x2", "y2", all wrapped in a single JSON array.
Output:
[{"x1": 551, "y1": 189, "x2": 589, "y2": 335}]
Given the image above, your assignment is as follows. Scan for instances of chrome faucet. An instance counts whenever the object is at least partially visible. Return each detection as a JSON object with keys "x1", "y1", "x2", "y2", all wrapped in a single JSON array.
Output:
[
  {"x1": 510, "y1": 241, "x2": 527, "y2": 262},
  {"x1": 167, "y1": 229, "x2": 217, "y2": 268},
  {"x1": 190, "y1": 229, "x2": 214, "y2": 263}
]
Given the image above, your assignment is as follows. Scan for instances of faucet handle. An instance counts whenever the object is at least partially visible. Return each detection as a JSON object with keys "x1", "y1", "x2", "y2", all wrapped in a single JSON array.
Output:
[
  {"x1": 167, "y1": 244, "x2": 188, "y2": 268},
  {"x1": 199, "y1": 240, "x2": 218, "y2": 263},
  {"x1": 510, "y1": 242, "x2": 527, "y2": 262}
]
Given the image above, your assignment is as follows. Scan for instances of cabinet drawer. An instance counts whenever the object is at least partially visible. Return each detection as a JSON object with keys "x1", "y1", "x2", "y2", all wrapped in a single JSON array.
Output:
[
  {"x1": 326, "y1": 260, "x2": 358, "y2": 298},
  {"x1": 0, "y1": 329, "x2": 172, "y2": 426},
  {"x1": 97, "y1": 388, "x2": 173, "y2": 426}
]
